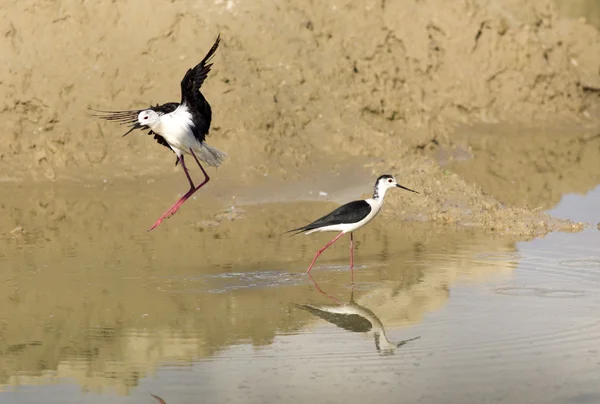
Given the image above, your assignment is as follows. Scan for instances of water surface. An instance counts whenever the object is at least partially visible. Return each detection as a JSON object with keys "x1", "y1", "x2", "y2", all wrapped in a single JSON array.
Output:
[{"x1": 0, "y1": 182, "x2": 599, "y2": 404}]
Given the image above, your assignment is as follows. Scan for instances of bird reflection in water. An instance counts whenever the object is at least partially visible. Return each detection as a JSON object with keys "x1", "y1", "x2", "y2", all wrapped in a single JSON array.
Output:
[{"x1": 297, "y1": 274, "x2": 420, "y2": 356}]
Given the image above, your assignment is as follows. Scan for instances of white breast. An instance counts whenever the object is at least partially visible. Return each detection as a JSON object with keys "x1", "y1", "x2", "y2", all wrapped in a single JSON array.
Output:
[{"x1": 155, "y1": 106, "x2": 200, "y2": 154}]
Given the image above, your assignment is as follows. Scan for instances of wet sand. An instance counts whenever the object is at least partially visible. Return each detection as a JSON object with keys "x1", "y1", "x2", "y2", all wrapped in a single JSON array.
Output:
[{"x1": 2, "y1": 0, "x2": 600, "y2": 233}]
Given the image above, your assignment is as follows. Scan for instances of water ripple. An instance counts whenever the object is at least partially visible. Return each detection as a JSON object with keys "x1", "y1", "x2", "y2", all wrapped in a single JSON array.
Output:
[
  {"x1": 474, "y1": 252, "x2": 523, "y2": 261},
  {"x1": 559, "y1": 259, "x2": 600, "y2": 268},
  {"x1": 493, "y1": 286, "x2": 586, "y2": 299}
]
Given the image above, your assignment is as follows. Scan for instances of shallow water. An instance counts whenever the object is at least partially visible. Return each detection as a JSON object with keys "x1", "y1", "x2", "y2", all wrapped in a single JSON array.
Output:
[
  {"x1": 0, "y1": 181, "x2": 599, "y2": 404},
  {"x1": 555, "y1": 0, "x2": 600, "y2": 28}
]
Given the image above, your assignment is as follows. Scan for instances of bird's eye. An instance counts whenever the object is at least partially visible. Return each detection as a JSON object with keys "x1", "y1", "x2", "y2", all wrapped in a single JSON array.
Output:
[
  {"x1": 144, "y1": 116, "x2": 148, "y2": 120},
  {"x1": 388, "y1": 179, "x2": 393, "y2": 183}
]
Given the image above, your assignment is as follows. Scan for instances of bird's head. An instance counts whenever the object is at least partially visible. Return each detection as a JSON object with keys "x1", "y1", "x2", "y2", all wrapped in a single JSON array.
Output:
[
  {"x1": 138, "y1": 109, "x2": 160, "y2": 128},
  {"x1": 374, "y1": 174, "x2": 418, "y2": 199}
]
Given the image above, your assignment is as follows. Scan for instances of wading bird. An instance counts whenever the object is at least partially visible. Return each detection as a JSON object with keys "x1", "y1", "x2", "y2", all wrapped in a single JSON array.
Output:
[
  {"x1": 288, "y1": 175, "x2": 418, "y2": 273},
  {"x1": 93, "y1": 35, "x2": 225, "y2": 231}
]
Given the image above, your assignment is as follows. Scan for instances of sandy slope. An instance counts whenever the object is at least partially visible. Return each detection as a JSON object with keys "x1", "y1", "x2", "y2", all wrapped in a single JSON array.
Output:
[{"x1": 1, "y1": 0, "x2": 599, "y2": 234}]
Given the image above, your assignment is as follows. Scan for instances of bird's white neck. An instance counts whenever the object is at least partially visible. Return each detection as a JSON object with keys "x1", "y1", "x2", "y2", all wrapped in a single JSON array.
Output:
[
  {"x1": 372, "y1": 184, "x2": 390, "y2": 201},
  {"x1": 365, "y1": 196, "x2": 384, "y2": 212},
  {"x1": 366, "y1": 186, "x2": 388, "y2": 214}
]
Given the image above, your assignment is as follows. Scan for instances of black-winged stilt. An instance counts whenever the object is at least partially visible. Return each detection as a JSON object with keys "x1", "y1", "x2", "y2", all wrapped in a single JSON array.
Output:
[
  {"x1": 297, "y1": 275, "x2": 420, "y2": 355},
  {"x1": 92, "y1": 35, "x2": 225, "y2": 231},
  {"x1": 288, "y1": 174, "x2": 418, "y2": 273}
]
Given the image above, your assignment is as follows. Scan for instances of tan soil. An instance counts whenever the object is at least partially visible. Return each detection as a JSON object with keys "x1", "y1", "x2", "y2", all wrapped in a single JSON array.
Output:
[{"x1": 2, "y1": 0, "x2": 600, "y2": 235}]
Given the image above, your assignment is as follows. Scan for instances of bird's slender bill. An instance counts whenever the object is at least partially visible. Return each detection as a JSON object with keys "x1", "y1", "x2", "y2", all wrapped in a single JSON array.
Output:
[
  {"x1": 396, "y1": 184, "x2": 418, "y2": 194},
  {"x1": 122, "y1": 123, "x2": 142, "y2": 137}
]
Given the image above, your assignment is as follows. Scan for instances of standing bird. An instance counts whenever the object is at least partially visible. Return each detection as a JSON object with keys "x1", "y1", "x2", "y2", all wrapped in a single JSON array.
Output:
[
  {"x1": 288, "y1": 175, "x2": 418, "y2": 273},
  {"x1": 92, "y1": 35, "x2": 225, "y2": 231}
]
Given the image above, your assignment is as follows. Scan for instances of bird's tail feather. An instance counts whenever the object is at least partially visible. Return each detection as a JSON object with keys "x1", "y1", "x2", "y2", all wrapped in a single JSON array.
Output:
[
  {"x1": 194, "y1": 143, "x2": 227, "y2": 167},
  {"x1": 285, "y1": 226, "x2": 310, "y2": 237}
]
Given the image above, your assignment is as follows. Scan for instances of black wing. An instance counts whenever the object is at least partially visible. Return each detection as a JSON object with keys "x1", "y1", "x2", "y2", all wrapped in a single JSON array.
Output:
[
  {"x1": 90, "y1": 103, "x2": 179, "y2": 126},
  {"x1": 288, "y1": 200, "x2": 372, "y2": 235},
  {"x1": 179, "y1": 34, "x2": 220, "y2": 143},
  {"x1": 152, "y1": 102, "x2": 180, "y2": 114},
  {"x1": 90, "y1": 107, "x2": 141, "y2": 126},
  {"x1": 180, "y1": 35, "x2": 220, "y2": 101}
]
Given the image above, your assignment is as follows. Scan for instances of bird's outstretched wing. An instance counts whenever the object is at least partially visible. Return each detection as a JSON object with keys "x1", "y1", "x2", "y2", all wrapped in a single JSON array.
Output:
[
  {"x1": 90, "y1": 103, "x2": 179, "y2": 137},
  {"x1": 287, "y1": 200, "x2": 372, "y2": 235},
  {"x1": 179, "y1": 35, "x2": 220, "y2": 143},
  {"x1": 90, "y1": 107, "x2": 141, "y2": 126},
  {"x1": 180, "y1": 34, "x2": 221, "y2": 106}
]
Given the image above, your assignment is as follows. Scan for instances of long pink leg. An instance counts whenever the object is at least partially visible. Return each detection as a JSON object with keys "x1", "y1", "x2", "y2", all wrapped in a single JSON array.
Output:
[
  {"x1": 161, "y1": 149, "x2": 210, "y2": 217},
  {"x1": 148, "y1": 150, "x2": 210, "y2": 231},
  {"x1": 148, "y1": 156, "x2": 194, "y2": 231},
  {"x1": 189, "y1": 148, "x2": 210, "y2": 183},
  {"x1": 165, "y1": 156, "x2": 199, "y2": 217},
  {"x1": 350, "y1": 232, "x2": 354, "y2": 282},
  {"x1": 307, "y1": 273, "x2": 342, "y2": 304},
  {"x1": 180, "y1": 155, "x2": 195, "y2": 189},
  {"x1": 350, "y1": 233, "x2": 354, "y2": 269},
  {"x1": 306, "y1": 232, "x2": 345, "y2": 274}
]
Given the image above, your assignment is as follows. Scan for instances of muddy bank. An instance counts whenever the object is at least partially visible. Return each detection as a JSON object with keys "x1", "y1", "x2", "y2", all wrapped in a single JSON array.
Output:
[
  {"x1": 2, "y1": 0, "x2": 600, "y2": 234},
  {"x1": 442, "y1": 123, "x2": 600, "y2": 210}
]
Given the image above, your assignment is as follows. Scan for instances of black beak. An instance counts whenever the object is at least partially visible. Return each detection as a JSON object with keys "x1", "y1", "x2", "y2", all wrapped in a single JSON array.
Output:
[
  {"x1": 122, "y1": 123, "x2": 142, "y2": 137},
  {"x1": 396, "y1": 184, "x2": 418, "y2": 194}
]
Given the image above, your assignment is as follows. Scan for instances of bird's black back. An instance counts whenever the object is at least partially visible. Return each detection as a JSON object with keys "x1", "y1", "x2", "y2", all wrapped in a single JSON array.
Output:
[
  {"x1": 179, "y1": 35, "x2": 221, "y2": 144},
  {"x1": 152, "y1": 102, "x2": 179, "y2": 115},
  {"x1": 288, "y1": 200, "x2": 372, "y2": 235}
]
